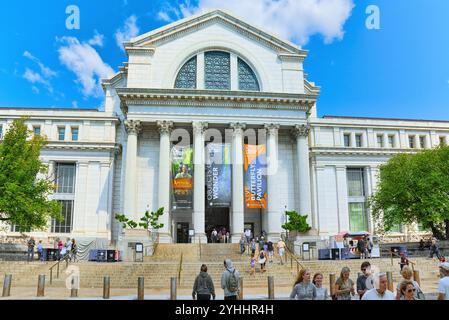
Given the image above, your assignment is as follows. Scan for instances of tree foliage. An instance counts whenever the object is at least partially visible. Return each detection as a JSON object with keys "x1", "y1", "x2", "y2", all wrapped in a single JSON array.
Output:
[
  {"x1": 115, "y1": 207, "x2": 165, "y2": 230},
  {"x1": 281, "y1": 210, "x2": 312, "y2": 233},
  {"x1": 368, "y1": 145, "x2": 449, "y2": 239},
  {"x1": 0, "y1": 118, "x2": 61, "y2": 230}
]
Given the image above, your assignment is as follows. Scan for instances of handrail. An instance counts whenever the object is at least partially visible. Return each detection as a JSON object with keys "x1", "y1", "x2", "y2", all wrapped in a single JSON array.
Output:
[
  {"x1": 390, "y1": 250, "x2": 416, "y2": 272},
  {"x1": 177, "y1": 253, "x2": 183, "y2": 282},
  {"x1": 49, "y1": 254, "x2": 70, "y2": 285},
  {"x1": 199, "y1": 237, "x2": 202, "y2": 260},
  {"x1": 284, "y1": 243, "x2": 305, "y2": 272}
]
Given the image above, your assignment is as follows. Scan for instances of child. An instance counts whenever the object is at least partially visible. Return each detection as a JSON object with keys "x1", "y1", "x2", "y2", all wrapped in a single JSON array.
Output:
[{"x1": 250, "y1": 254, "x2": 256, "y2": 276}]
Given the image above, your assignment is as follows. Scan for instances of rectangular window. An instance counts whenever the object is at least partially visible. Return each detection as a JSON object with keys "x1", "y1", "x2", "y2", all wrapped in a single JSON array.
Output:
[
  {"x1": 56, "y1": 163, "x2": 76, "y2": 194},
  {"x1": 51, "y1": 200, "x2": 73, "y2": 233},
  {"x1": 388, "y1": 135, "x2": 394, "y2": 148},
  {"x1": 347, "y1": 168, "x2": 365, "y2": 197},
  {"x1": 33, "y1": 126, "x2": 41, "y2": 136},
  {"x1": 348, "y1": 203, "x2": 368, "y2": 232},
  {"x1": 409, "y1": 136, "x2": 415, "y2": 149},
  {"x1": 10, "y1": 224, "x2": 31, "y2": 233},
  {"x1": 419, "y1": 136, "x2": 425, "y2": 149},
  {"x1": 377, "y1": 135, "x2": 383, "y2": 148},
  {"x1": 343, "y1": 134, "x2": 350, "y2": 147},
  {"x1": 440, "y1": 136, "x2": 446, "y2": 146},
  {"x1": 58, "y1": 127, "x2": 65, "y2": 141},
  {"x1": 71, "y1": 127, "x2": 79, "y2": 141},
  {"x1": 355, "y1": 134, "x2": 362, "y2": 148}
]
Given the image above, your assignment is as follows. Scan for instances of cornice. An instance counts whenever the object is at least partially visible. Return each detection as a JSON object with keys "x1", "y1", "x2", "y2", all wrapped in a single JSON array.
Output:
[
  {"x1": 310, "y1": 147, "x2": 420, "y2": 156},
  {"x1": 43, "y1": 142, "x2": 121, "y2": 152},
  {"x1": 116, "y1": 88, "x2": 317, "y2": 115}
]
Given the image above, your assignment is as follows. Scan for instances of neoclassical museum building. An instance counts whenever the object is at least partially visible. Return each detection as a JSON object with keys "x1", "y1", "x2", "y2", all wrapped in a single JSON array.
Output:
[{"x1": 1, "y1": 10, "x2": 447, "y2": 246}]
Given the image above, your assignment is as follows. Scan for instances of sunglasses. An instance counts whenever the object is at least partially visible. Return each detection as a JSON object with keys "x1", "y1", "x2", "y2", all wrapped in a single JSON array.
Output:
[
  {"x1": 361, "y1": 268, "x2": 367, "y2": 271},
  {"x1": 406, "y1": 289, "x2": 416, "y2": 293}
]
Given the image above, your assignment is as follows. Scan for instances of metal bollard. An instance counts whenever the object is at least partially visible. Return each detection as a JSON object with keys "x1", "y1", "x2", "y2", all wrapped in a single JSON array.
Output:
[
  {"x1": 2, "y1": 274, "x2": 12, "y2": 297},
  {"x1": 103, "y1": 276, "x2": 110, "y2": 299},
  {"x1": 329, "y1": 273, "x2": 336, "y2": 297},
  {"x1": 37, "y1": 274, "x2": 45, "y2": 297},
  {"x1": 268, "y1": 276, "x2": 275, "y2": 300},
  {"x1": 386, "y1": 271, "x2": 394, "y2": 292},
  {"x1": 239, "y1": 277, "x2": 243, "y2": 300},
  {"x1": 413, "y1": 270, "x2": 421, "y2": 287},
  {"x1": 170, "y1": 277, "x2": 177, "y2": 300},
  {"x1": 137, "y1": 277, "x2": 144, "y2": 300}
]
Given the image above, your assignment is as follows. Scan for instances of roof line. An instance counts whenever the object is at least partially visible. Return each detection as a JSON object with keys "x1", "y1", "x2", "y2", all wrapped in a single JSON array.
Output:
[
  {"x1": 321, "y1": 115, "x2": 449, "y2": 124},
  {"x1": 0, "y1": 107, "x2": 100, "y2": 112}
]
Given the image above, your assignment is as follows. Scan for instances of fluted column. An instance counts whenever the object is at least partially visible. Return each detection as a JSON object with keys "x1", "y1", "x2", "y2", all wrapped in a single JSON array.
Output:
[
  {"x1": 230, "y1": 123, "x2": 246, "y2": 243},
  {"x1": 192, "y1": 121, "x2": 208, "y2": 243},
  {"x1": 157, "y1": 120, "x2": 174, "y2": 243},
  {"x1": 293, "y1": 124, "x2": 312, "y2": 226},
  {"x1": 265, "y1": 123, "x2": 282, "y2": 241},
  {"x1": 123, "y1": 120, "x2": 142, "y2": 221}
]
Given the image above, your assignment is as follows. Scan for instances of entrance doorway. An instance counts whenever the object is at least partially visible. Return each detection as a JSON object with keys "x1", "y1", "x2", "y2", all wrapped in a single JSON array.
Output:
[
  {"x1": 176, "y1": 222, "x2": 189, "y2": 243},
  {"x1": 205, "y1": 207, "x2": 230, "y2": 243}
]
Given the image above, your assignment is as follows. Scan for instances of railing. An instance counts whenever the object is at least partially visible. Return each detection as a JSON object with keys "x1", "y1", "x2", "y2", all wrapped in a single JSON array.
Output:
[
  {"x1": 199, "y1": 237, "x2": 202, "y2": 260},
  {"x1": 177, "y1": 253, "x2": 183, "y2": 282},
  {"x1": 49, "y1": 254, "x2": 70, "y2": 285},
  {"x1": 390, "y1": 250, "x2": 416, "y2": 272},
  {"x1": 284, "y1": 243, "x2": 305, "y2": 273}
]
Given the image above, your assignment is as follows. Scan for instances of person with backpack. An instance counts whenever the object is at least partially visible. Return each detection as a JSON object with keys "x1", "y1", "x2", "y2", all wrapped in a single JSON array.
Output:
[
  {"x1": 259, "y1": 250, "x2": 267, "y2": 273},
  {"x1": 192, "y1": 264, "x2": 216, "y2": 300},
  {"x1": 221, "y1": 259, "x2": 240, "y2": 300}
]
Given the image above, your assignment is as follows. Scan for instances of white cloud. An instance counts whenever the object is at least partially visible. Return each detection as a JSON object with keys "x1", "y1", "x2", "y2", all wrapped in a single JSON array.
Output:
[
  {"x1": 88, "y1": 31, "x2": 105, "y2": 47},
  {"x1": 23, "y1": 51, "x2": 57, "y2": 78},
  {"x1": 72, "y1": 101, "x2": 78, "y2": 108},
  {"x1": 160, "y1": 0, "x2": 355, "y2": 45},
  {"x1": 57, "y1": 36, "x2": 115, "y2": 98},
  {"x1": 115, "y1": 15, "x2": 139, "y2": 50},
  {"x1": 23, "y1": 68, "x2": 53, "y2": 93}
]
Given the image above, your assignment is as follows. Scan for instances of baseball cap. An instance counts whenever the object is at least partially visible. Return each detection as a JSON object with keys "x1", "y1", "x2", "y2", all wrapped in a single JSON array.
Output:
[{"x1": 439, "y1": 262, "x2": 449, "y2": 271}]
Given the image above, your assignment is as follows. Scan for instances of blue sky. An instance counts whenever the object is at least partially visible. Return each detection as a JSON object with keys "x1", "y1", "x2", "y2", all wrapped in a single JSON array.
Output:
[{"x1": 0, "y1": 0, "x2": 448, "y2": 120}]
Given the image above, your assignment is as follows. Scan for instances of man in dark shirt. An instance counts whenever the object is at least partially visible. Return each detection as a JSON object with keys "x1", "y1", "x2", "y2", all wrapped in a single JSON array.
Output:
[
  {"x1": 27, "y1": 237, "x2": 36, "y2": 262},
  {"x1": 357, "y1": 261, "x2": 373, "y2": 299}
]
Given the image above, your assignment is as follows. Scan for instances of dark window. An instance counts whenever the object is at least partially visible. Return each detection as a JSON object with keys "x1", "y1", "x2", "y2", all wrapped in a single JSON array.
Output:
[
  {"x1": 71, "y1": 127, "x2": 79, "y2": 141},
  {"x1": 56, "y1": 163, "x2": 76, "y2": 193},
  {"x1": 343, "y1": 134, "x2": 350, "y2": 147},
  {"x1": 58, "y1": 127, "x2": 65, "y2": 141},
  {"x1": 51, "y1": 200, "x2": 73, "y2": 233},
  {"x1": 205, "y1": 51, "x2": 231, "y2": 90},
  {"x1": 174, "y1": 56, "x2": 197, "y2": 89}
]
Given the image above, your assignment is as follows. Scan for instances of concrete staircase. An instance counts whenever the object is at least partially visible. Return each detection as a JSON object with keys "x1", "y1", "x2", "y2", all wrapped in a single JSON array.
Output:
[{"x1": 0, "y1": 244, "x2": 443, "y2": 293}]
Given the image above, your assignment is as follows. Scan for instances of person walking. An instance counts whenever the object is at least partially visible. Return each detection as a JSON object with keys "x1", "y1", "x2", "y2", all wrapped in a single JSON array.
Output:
[
  {"x1": 399, "y1": 252, "x2": 409, "y2": 271},
  {"x1": 57, "y1": 238, "x2": 63, "y2": 260},
  {"x1": 290, "y1": 269, "x2": 317, "y2": 300},
  {"x1": 429, "y1": 237, "x2": 441, "y2": 259},
  {"x1": 267, "y1": 240, "x2": 274, "y2": 263},
  {"x1": 37, "y1": 240, "x2": 44, "y2": 262},
  {"x1": 259, "y1": 237, "x2": 265, "y2": 253},
  {"x1": 258, "y1": 249, "x2": 267, "y2": 273},
  {"x1": 192, "y1": 264, "x2": 216, "y2": 300},
  {"x1": 334, "y1": 267, "x2": 355, "y2": 300},
  {"x1": 27, "y1": 237, "x2": 35, "y2": 262},
  {"x1": 249, "y1": 254, "x2": 256, "y2": 276},
  {"x1": 71, "y1": 239, "x2": 78, "y2": 262},
  {"x1": 362, "y1": 273, "x2": 395, "y2": 300},
  {"x1": 312, "y1": 273, "x2": 328, "y2": 300},
  {"x1": 66, "y1": 238, "x2": 73, "y2": 261},
  {"x1": 357, "y1": 261, "x2": 373, "y2": 299},
  {"x1": 221, "y1": 259, "x2": 240, "y2": 300},
  {"x1": 239, "y1": 236, "x2": 246, "y2": 255},
  {"x1": 399, "y1": 280, "x2": 417, "y2": 300},
  {"x1": 438, "y1": 262, "x2": 449, "y2": 300},
  {"x1": 250, "y1": 238, "x2": 257, "y2": 256},
  {"x1": 244, "y1": 228, "x2": 252, "y2": 245},
  {"x1": 277, "y1": 239, "x2": 286, "y2": 265},
  {"x1": 395, "y1": 266, "x2": 424, "y2": 300},
  {"x1": 357, "y1": 238, "x2": 366, "y2": 259}
]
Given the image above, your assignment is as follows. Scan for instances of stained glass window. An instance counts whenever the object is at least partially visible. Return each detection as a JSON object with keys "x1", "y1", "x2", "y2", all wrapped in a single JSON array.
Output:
[
  {"x1": 175, "y1": 56, "x2": 197, "y2": 89},
  {"x1": 238, "y1": 58, "x2": 260, "y2": 91},
  {"x1": 205, "y1": 51, "x2": 230, "y2": 90}
]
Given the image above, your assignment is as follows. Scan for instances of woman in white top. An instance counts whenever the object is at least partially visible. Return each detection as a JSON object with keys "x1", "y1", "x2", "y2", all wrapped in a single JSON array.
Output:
[{"x1": 312, "y1": 272, "x2": 329, "y2": 300}]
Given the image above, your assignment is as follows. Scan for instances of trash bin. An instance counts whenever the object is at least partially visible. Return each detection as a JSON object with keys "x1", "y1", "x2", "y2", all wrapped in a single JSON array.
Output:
[
  {"x1": 107, "y1": 250, "x2": 117, "y2": 262},
  {"x1": 97, "y1": 250, "x2": 107, "y2": 262},
  {"x1": 318, "y1": 249, "x2": 331, "y2": 260},
  {"x1": 331, "y1": 248, "x2": 340, "y2": 260},
  {"x1": 46, "y1": 249, "x2": 57, "y2": 261},
  {"x1": 89, "y1": 250, "x2": 98, "y2": 261}
]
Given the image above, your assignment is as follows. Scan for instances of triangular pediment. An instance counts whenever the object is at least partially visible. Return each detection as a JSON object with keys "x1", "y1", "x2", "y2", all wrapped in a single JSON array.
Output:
[{"x1": 127, "y1": 9, "x2": 306, "y2": 56}]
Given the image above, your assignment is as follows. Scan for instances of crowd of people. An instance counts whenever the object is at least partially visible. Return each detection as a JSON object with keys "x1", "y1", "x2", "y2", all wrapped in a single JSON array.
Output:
[{"x1": 27, "y1": 236, "x2": 78, "y2": 262}]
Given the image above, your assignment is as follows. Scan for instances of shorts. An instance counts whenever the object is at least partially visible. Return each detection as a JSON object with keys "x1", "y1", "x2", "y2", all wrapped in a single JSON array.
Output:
[{"x1": 279, "y1": 248, "x2": 285, "y2": 256}]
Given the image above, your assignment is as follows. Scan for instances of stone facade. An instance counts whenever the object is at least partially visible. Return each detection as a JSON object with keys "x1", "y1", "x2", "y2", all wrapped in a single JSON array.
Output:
[{"x1": 0, "y1": 10, "x2": 444, "y2": 246}]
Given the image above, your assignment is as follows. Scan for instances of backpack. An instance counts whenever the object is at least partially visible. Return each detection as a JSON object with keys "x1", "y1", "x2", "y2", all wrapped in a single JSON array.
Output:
[{"x1": 227, "y1": 270, "x2": 238, "y2": 293}]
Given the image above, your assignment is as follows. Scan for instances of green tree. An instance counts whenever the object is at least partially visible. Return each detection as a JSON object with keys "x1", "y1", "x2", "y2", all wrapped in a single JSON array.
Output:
[
  {"x1": 368, "y1": 145, "x2": 449, "y2": 239},
  {"x1": 115, "y1": 207, "x2": 165, "y2": 230},
  {"x1": 281, "y1": 210, "x2": 311, "y2": 233},
  {"x1": 0, "y1": 118, "x2": 61, "y2": 230}
]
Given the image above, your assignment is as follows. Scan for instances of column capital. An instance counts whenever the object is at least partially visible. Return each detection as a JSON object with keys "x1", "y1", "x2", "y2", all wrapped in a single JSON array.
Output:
[
  {"x1": 292, "y1": 124, "x2": 310, "y2": 138},
  {"x1": 192, "y1": 121, "x2": 208, "y2": 135},
  {"x1": 264, "y1": 123, "x2": 280, "y2": 135},
  {"x1": 230, "y1": 122, "x2": 246, "y2": 135},
  {"x1": 124, "y1": 120, "x2": 142, "y2": 135},
  {"x1": 156, "y1": 120, "x2": 174, "y2": 135}
]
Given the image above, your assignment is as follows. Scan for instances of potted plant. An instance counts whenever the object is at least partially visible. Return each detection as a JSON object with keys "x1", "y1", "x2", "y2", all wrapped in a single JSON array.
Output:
[
  {"x1": 281, "y1": 210, "x2": 312, "y2": 241},
  {"x1": 115, "y1": 207, "x2": 165, "y2": 238}
]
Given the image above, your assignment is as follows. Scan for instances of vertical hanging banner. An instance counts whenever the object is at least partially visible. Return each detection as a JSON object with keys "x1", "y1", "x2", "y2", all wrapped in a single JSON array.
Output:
[
  {"x1": 171, "y1": 145, "x2": 193, "y2": 210},
  {"x1": 244, "y1": 144, "x2": 267, "y2": 209},
  {"x1": 205, "y1": 143, "x2": 232, "y2": 208}
]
